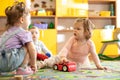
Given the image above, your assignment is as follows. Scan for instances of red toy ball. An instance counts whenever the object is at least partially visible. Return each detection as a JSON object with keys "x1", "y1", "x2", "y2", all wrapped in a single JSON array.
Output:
[{"x1": 53, "y1": 61, "x2": 76, "y2": 72}]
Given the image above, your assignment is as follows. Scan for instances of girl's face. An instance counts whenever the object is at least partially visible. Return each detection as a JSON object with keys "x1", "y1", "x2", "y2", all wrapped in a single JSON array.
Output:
[
  {"x1": 73, "y1": 22, "x2": 85, "y2": 40},
  {"x1": 29, "y1": 28, "x2": 39, "y2": 41}
]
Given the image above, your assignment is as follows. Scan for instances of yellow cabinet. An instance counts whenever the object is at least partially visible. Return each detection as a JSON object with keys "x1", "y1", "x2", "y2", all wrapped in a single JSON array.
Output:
[
  {"x1": 39, "y1": 29, "x2": 57, "y2": 55},
  {"x1": 0, "y1": 0, "x2": 25, "y2": 16},
  {"x1": 91, "y1": 29, "x2": 119, "y2": 56},
  {"x1": 56, "y1": 0, "x2": 88, "y2": 17}
]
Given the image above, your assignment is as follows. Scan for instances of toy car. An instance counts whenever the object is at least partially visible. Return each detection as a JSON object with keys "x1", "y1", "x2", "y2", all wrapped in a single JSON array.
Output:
[{"x1": 53, "y1": 61, "x2": 76, "y2": 72}]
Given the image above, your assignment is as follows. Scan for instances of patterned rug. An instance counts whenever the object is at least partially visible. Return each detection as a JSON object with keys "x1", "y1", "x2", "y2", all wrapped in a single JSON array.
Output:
[{"x1": 0, "y1": 61, "x2": 120, "y2": 80}]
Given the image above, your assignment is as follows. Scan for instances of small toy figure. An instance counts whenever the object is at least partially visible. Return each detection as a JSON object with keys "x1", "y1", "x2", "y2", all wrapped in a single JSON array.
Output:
[
  {"x1": 53, "y1": 61, "x2": 76, "y2": 72},
  {"x1": 41, "y1": 1, "x2": 47, "y2": 8}
]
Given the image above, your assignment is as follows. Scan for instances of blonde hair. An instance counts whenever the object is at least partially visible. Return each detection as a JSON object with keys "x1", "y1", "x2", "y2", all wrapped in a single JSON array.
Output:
[
  {"x1": 29, "y1": 26, "x2": 40, "y2": 37},
  {"x1": 74, "y1": 18, "x2": 95, "y2": 40}
]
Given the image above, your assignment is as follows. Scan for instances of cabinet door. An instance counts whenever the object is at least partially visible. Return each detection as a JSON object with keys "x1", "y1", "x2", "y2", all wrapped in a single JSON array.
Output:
[
  {"x1": 56, "y1": 0, "x2": 88, "y2": 17},
  {"x1": 0, "y1": 0, "x2": 25, "y2": 16},
  {"x1": 39, "y1": 29, "x2": 57, "y2": 55},
  {"x1": 91, "y1": 29, "x2": 119, "y2": 56}
]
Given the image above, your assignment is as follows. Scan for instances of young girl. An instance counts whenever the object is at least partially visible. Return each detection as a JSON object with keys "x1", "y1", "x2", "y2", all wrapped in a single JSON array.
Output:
[
  {"x1": 38, "y1": 18, "x2": 107, "y2": 70},
  {"x1": 0, "y1": 2, "x2": 37, "y2": 75},
  {"x1": 29, "y1": 26, "x2": 52, "y2": 61}
]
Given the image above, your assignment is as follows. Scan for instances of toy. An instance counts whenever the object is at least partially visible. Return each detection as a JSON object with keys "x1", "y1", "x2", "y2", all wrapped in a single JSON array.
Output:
[
  {"x1": 37, "y1": 53, "x2": 48, "y2": 61},
  {"x1": 53, "y1": 61, "x2": 76, "y2": 72},
  {"x1": 45, "y1": 52, "x2": 51, "y2": 57}
]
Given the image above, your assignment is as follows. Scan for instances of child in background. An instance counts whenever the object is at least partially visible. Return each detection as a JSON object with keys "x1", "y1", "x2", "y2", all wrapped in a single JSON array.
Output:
[
  {"x1": 0, "y1": 2, "x2": 37, "y2": 75},
  {"x1": 38, "y1": 18, "x2": 107, "y2": 70},
  {"x1": 29, "y1": 26, "x2": 52, "y2": 61}
]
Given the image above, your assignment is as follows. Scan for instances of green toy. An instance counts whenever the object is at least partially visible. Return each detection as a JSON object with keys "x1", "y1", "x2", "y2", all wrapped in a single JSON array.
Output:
[
  {"x1": 98, "y1": 54, "x2": 120, "y2": 60},
  {"x1": 29, "y1": 24, "x2": 33, "y2": 29}
]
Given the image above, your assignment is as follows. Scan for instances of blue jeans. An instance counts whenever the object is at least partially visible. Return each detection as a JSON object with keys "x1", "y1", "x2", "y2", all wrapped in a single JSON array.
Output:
[{"x1": 0, "y1": 47, "x2": 25, "y2": 72}]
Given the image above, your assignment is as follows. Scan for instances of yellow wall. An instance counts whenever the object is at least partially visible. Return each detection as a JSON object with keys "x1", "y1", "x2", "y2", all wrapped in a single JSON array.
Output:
[
  {"x1": 91, "y1": 29, "x2": 119, "y2": 56},
  {"x1": 0, "y1": 0, "x2": 25, "y2": 16},
  {"x1": 39, "y1": 29, "x2": 57, "y2": 55}
]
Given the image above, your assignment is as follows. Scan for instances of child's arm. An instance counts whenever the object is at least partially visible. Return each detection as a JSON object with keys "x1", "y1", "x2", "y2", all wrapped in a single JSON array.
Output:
[
  {"x1": 89, "y1": 40, "x2": 107, "y2": 70},
  {"x1": 26, "y1": 42, "x2": 37, "y2": 72},
  {"x1": 40, "y1": 41, "x2": 52, "y2": 57},
  {"x1": 58, "y1": 36, "x2": 75, "y2": 62}
]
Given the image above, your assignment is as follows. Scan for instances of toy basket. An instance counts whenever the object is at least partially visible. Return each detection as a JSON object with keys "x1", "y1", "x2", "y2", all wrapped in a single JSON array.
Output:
[{"x1": 34, "y1": 23, "x2": 48, "y2": 29}]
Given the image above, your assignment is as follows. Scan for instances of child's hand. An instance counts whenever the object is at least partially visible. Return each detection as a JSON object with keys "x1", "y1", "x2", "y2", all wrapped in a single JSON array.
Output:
[
  {"x1": 97, "y1": 66, "x2": 107, "y2": 70},
  {"x1": 31, "y1": 64, "x2": 37, "y2": 73},
  {"x1": 59, "y1": 56, "x2": 68, "y2": 64}
]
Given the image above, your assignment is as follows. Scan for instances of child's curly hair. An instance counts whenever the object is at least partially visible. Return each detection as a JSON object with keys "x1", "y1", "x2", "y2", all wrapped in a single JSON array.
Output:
[
  {"x1": 74, "y1": 18, "x2": 95, "y2": 40},
  {"x1": 5, "y1": 1, "x2": 29, "y2": 28}
]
